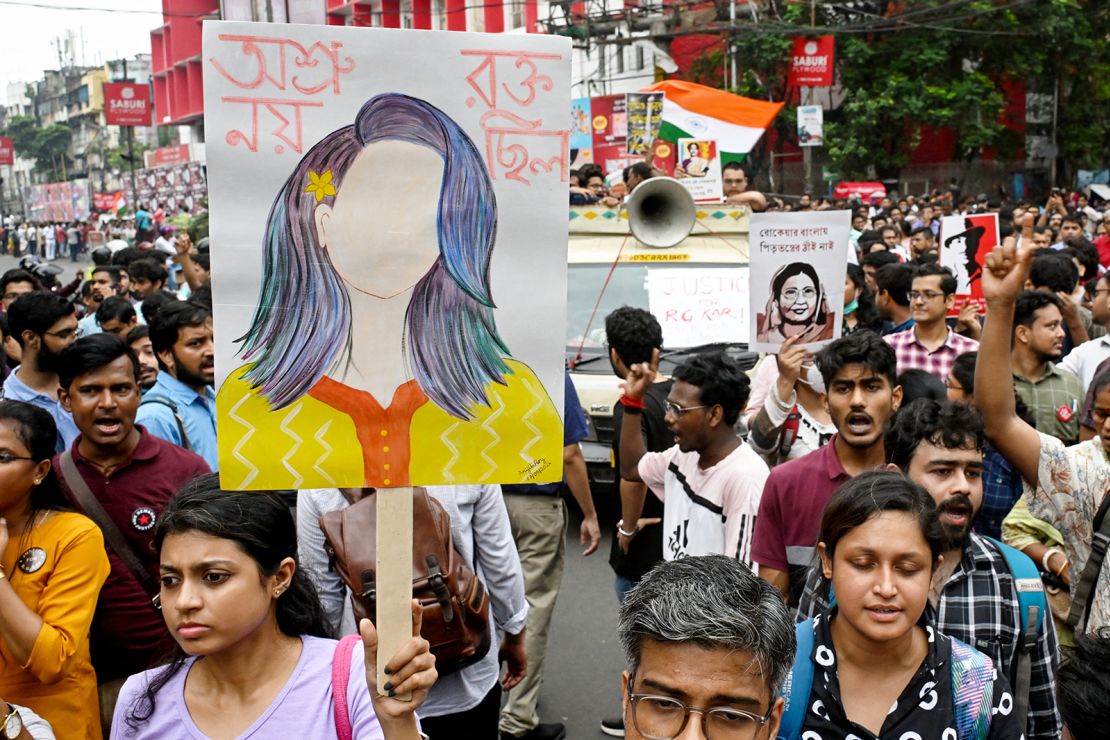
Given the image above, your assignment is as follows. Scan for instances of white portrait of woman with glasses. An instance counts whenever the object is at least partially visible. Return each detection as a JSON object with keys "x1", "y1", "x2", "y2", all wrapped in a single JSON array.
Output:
[{"x1": 755, "y1": 261, "x2": 834, "y2": 346}]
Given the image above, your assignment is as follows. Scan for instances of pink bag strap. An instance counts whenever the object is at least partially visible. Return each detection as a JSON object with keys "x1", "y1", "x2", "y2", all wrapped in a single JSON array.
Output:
[{"x1": 332, "y1": 634, "x2": 361, "y2": 740}]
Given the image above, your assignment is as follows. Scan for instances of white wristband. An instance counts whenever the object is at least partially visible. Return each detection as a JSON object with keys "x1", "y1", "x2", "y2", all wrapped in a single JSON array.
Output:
[{"x1": 617, "y1": 519, "x2": 639, "y2": 538}]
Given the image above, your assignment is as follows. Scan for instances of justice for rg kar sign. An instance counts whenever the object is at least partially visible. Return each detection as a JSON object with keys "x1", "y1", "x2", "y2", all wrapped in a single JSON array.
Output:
[{"x1": 104, "y1": 83, "x2": 152, "y2": 126}]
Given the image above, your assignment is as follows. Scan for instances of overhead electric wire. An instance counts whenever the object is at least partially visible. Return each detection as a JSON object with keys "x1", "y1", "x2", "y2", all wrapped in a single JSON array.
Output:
[{"x1": 0, "y1": 0, "x2": 1042, "y2": 35}]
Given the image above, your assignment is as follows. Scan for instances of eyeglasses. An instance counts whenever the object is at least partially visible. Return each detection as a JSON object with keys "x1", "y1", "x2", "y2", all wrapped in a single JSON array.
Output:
[
  {"x1": 1092, "y1": 288, "x2": 1110, "y2": 297},
  {"x1": 907, "y1": 290, "x2": 945, "y2": 303},
  {"x1": 664, "y1": 401, "x2": 707, "y2": 417},
  {"x1": 43, "y1": 328, "x2": 77, "y2": 341},
  {"x1": 0, "y1": 451, "x2": 35, "y2": 465},
  {"x1": 1090, "y1": 408, "x2": 1110, "y2": 425},
  {"x1": 627, "y1": 671, "x2": 774, "y2": 740},
  {"x1": 781, "y1": 287, "x2": 817, "y2": 304},
  {"x1": 944, "y1": 377, "x2": 965, "y2": 391}
]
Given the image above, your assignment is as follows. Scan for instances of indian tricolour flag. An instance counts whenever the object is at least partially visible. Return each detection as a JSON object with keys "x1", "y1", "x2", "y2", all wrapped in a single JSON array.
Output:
[{"x1": 643, "y1": 80, "x2": 784, "y2": 164}]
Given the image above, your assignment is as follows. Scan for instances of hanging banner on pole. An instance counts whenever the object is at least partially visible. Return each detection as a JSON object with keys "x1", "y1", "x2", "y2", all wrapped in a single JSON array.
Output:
[
  {"x1": 570, "y1": 97, "x2": 593, "y2": 165},
  {"x1": 103, "y1": 82, "x2": 153, "y2": 126},
  {"x1": 204, "y1": 21, "x2": 569, "y2": 491},
  {"x1": 940, "y1": 213, "x2": 999, "y2": 317},
  {"x1": 797, "y1": 105, "x2": 823, "y2": 147},
  {"x1": 788, "y1": 36, "x2": 835, "y2": 87},
  {"x1": 0, "y1": 137, "x2": 13, "y2": 166},
  {"x1": 749, "y1": 210, "x2": 851, "y2": 353}
]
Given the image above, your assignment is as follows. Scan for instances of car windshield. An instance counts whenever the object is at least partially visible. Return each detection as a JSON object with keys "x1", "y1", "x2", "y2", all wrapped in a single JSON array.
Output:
[{"x1": 566, "y1": 261, "x2": 747, "y2": 372}]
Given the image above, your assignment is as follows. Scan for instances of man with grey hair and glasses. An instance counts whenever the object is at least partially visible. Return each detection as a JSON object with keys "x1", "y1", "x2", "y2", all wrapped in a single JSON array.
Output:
[{"x1": 617, "y1": 555, "x2": 795, "y2": 740}]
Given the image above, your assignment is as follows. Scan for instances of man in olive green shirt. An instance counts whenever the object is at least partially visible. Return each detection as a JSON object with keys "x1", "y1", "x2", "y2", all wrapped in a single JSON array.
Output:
[{"x1": 1011, "y1": 290, "x2": 1084, "y2": 444}]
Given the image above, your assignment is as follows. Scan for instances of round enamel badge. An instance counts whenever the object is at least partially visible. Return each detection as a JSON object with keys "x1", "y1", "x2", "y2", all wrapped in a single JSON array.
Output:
[
  {"x1": 132, "y1": 507, "x2": 157, "y2": 532},
  {"x1": 18, "y1": 547, "x2": 46, "y2": 574},
  {"x1": 1057, "y1": 405, "x2": 1074, "y2": 423}
]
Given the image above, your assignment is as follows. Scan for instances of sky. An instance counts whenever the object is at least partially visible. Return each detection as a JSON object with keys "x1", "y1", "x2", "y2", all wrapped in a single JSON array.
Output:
[{"x1": 2, "y1": 0, "x2": 163, "y2": 101}]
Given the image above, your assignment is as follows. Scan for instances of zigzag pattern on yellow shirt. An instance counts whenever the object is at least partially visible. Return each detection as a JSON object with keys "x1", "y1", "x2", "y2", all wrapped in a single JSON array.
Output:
[{"x1": 216, "y1": 360, "x2": 565, "y2": 490}]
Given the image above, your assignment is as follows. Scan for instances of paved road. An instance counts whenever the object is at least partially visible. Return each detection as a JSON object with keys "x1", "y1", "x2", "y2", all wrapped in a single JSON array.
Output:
[
  {"x1": 523, "y1": 497, "x2": 630, "y2": 739},
  {"x1": 0, "y1": 249, "x2": 97, "y2": 285}
]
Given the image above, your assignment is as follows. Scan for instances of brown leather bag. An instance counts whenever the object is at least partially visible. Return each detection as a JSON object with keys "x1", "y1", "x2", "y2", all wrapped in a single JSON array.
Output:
[{"x1": 319, "y1": 488, "x2": 491, "y2": 675}]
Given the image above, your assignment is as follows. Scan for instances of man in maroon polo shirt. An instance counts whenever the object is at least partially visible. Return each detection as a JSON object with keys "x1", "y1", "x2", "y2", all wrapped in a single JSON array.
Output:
[
  {"x1": 752, "y1": 331, "x2": 902, "y2": 605},
  {"x1": 54, "y1": 334, "x2": 209, "y2": 726}
]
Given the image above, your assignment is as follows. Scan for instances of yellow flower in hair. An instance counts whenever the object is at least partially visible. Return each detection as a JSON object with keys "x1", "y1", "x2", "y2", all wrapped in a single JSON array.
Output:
[{"x1": 305, "y1": 170, "x2": 336, "y2": 203}]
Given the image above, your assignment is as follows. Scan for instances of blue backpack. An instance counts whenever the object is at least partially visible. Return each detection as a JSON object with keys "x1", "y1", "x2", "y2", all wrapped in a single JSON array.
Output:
[
  {"x1": 779, "y1": 538, "x2": 1044, "y2": 739},
  {"x1": 778, "y1": 621, "x2": 994, "y2": 740}
]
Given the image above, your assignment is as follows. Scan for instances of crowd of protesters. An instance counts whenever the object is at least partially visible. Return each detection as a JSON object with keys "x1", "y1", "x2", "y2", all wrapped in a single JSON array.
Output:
[{"x1": 0, "y1": 181, "x2": 1101, "y2": 740}]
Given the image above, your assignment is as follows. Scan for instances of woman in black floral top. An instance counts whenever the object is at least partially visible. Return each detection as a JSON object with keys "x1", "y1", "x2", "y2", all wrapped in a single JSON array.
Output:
[{"x1": 782, "y1": 471, "x2": 1023, "y2": 740}]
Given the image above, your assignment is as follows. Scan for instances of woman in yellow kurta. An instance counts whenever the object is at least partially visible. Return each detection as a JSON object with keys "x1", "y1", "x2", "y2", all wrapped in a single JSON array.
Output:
[
  {"x1": 0, "y1": 401, "x2": 109, "y2": 739},
  {"x1": 219, "y1": 93, "x2": 563, "y2": 490}
]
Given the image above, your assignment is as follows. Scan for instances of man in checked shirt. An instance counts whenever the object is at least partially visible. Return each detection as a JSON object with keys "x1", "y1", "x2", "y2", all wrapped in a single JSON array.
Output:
[{"x1": 796, "y1": 398, "x2": 1061, "y2": 740}]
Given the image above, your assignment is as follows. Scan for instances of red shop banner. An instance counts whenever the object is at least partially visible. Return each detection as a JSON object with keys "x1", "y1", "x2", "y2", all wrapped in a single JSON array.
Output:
[
  {"x1": 788, "y1": 36, "x2": 835, "y2": 87},
  {"x1": 104, "y1": 82, "x2": 152, "y2": 126},
  {"x1": 0, "y1": 137, "x2": 13, "y2": 166},
  {"x1": 833, "y1": 181, "x2": 887, "y2": 201},
  {"x1": 148, "y1": 144, "x2": 191, "y2": 168},
  {"x1": 93, "y1": 191, "x2": 125, "y2": 212}
]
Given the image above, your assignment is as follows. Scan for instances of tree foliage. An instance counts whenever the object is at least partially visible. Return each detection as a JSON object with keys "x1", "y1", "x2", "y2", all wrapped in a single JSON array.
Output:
[
  {"x1": 687, "y1": 0, "x2": 1109, "y2": 183},
  {"x1": 3, "y1": 116, "x2": 73, "y2": 181}
]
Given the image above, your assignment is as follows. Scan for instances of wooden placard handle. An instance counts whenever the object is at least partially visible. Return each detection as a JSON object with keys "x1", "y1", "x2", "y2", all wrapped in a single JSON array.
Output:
[{"x1": 375, "y1": 486, "x2": 414, "y2": 701}]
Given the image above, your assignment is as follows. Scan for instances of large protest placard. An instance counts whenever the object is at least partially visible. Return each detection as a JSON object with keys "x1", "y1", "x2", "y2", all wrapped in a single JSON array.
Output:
[
  {"x1": 204, "y1": 22, "x2": 569, "y2": 491},
  {"x1": 625, "y1": 91, "x2": 663, "y2": 155},
  {"x1": 749, "y1": 210, "x2": 851, "y2": 353},
  {"x1": 939, "y1": 213, "x2": 999, "y2": 317},
  {"x1": 647, "y1": 267, "x2": 750, "y2": 348}
]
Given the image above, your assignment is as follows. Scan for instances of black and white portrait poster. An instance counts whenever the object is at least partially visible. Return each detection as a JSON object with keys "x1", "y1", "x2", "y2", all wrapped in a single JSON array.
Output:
[
  {"x1": 939, "y1": 213, "x2": 999, "y2": 317},
  {"x1": 749, "y1": 210, "x2": 851, "y2": 353}
]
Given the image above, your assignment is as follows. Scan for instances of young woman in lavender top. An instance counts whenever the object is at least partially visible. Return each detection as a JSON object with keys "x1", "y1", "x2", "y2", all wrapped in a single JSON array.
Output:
[{"x1": 111, "y1": 474, "x2": 437, "y2": 739}]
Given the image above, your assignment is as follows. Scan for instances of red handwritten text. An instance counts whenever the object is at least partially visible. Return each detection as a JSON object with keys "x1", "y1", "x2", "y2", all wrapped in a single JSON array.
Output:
[
  {"x1": 209, "y1": 34, "x2": 355, "y2": 155},
  {"x1": 461, "y1": 49, "x2": 568, "y2": 186}
]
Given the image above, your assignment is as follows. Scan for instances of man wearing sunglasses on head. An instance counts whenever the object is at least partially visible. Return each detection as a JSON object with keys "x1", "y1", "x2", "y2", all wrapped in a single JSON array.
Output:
[{"x1": 618, "y1": 351, "x2": 768, "y2": 565}]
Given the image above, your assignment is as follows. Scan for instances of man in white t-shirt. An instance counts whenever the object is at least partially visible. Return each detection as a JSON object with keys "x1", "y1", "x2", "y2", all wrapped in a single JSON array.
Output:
[{"x1": 618, "y1": 350, "x2": 769, "y2": 564}]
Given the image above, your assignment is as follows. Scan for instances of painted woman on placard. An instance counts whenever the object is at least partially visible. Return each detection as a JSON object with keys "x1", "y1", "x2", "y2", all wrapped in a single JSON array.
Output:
[
  {"x1": 218, "y1": 93, "x2": 561, "y2": 489},
  {"x1": 756, "y1": 261, "x2": 834, "y2": 345}
]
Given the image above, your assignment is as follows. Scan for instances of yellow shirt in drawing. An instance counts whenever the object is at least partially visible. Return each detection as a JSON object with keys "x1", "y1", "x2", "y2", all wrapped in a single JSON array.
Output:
[{"x1": 217, "y1": 359, "x2": 564, "y2": 489}]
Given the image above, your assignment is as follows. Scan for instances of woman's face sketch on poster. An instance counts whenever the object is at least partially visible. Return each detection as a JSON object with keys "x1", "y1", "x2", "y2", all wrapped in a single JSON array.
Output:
[
  {"x1": 756, "y1": 261, "x2": 834, "y2": 345},
  {"x1": 239, "y1": 92, "x2": 512, "y2": 419}
]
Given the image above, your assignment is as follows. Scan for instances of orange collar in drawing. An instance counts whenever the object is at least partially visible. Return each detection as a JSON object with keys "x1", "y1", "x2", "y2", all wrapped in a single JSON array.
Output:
[{"x1": 307, "y1": 376, "x2": 428, "y2": 488}]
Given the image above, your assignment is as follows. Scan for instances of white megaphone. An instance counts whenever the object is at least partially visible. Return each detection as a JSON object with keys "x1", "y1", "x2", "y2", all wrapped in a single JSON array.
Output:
[{"x1": 626, "y1": 177, "x2": 697, "y2": 248}]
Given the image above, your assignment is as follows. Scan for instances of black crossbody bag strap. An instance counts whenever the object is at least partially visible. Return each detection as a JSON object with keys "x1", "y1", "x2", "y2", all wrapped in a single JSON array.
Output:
[
  {"x1": 58, "y1": 450, "x2": 159, "y2": 599},
  {"x1": 1066, "y1": 491, "x2": 1110, "y2": 630}
]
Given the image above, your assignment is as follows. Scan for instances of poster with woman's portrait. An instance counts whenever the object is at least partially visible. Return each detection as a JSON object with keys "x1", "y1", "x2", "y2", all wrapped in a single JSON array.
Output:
[
  {"x1": 676, "y1": 138, "x2": 723, "y2": 202},
  {"x1": 203, "y1": 22, "x2": 569, "y2": 490},
  {"x1": 749, "y1": 211, "x2": 852, "y2": 353}
]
